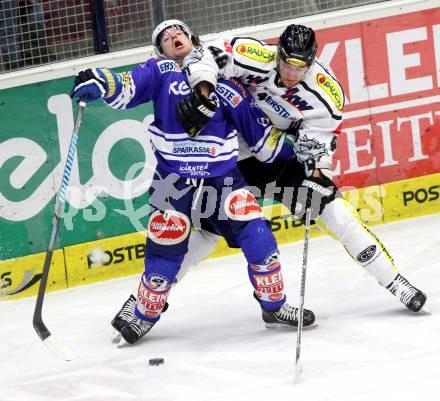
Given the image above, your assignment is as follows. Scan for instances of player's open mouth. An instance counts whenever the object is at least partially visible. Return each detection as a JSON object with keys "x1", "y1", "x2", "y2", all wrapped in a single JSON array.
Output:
[{"x1": 174, "y1": 40, "x2": 183, "y2": 49}]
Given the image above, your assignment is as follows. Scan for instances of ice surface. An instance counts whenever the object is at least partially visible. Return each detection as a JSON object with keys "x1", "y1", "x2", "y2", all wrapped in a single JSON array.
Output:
[{"x1": 1, "y1": 214, "x2": 439, "y2": 401}]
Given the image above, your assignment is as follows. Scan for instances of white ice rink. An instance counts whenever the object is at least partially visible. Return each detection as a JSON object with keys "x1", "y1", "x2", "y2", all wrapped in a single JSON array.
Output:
[{"x1": 1, "y1": 213, "x2": 439, "y2": 401}]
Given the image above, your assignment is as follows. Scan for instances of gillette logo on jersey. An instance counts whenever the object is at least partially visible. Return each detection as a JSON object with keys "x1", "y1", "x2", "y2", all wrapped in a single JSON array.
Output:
[
  {"x1": 225, "y1": 189, "x2": 263, "y2": 221},
  {"x1": 235, "y1": 43, "x2": 275, "y2": 63},
  {"x1": 147, "y1": 210, "x2": 190, "y2": 245}
]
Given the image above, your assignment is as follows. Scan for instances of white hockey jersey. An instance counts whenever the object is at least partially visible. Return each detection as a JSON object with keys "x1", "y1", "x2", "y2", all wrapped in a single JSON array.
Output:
[{"x1": 183, "y1": 37, "x2": 345, "y2": 176}]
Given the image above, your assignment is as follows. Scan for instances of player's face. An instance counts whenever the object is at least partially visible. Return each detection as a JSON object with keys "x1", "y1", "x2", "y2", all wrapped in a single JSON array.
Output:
[
  {"x1": 278, "y1": 59, "x2": 308, "y2": 87},
  {"x1": 160, "y1": 27, "x2": 193, "y2": 60}
]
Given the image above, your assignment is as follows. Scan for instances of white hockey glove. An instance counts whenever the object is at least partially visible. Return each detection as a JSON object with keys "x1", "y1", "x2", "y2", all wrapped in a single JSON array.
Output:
[{"x1": 304, "y1": 155, "x2": 334, "y2": 179}]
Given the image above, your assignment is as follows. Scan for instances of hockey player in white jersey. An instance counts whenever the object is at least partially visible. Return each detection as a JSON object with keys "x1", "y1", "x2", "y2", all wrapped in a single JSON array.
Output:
[{"x1": 174, "y1": 22, "x2": 427, "y2": 313}]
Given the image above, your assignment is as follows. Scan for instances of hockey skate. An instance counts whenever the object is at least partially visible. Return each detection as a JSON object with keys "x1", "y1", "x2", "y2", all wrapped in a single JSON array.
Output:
[
  {"x1": 120, "y1": 316, "x2": 156, "y2": 345},
  {"x1": 111, "y1": 295, "x2": 168, "y2": 332},
  {"x1": 386, "y1": 274, "x2": 427, "y2": 312},
  {"x1": 262, "y1": 302, "x2": 315, "y2": 328},
  {"x1": 253, "y1": 292, "x2": 315, "y2": 327},
  {"x1": 111, "y1": 295, "x2": 168, "y2": 343},
  {"x1": 111, "y1": 294, "x2": 137, "y2": 333}
]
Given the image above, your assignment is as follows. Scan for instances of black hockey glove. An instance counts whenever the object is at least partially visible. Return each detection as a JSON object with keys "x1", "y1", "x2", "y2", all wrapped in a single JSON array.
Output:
[
  {"x1": 176, "y1": 86, "x2": 217, "y2": 138},
  {"x1": 295, "y1": 174, "x2": 340, "y2": 222}
]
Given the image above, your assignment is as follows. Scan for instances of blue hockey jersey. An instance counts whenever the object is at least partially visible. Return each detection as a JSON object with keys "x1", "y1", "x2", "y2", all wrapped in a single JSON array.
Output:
[{"x1": 101, "y1": 58, "x2": 294, "y2": 178}]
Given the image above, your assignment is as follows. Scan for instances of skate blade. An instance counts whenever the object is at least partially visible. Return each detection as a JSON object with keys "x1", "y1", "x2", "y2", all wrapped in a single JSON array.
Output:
[
  {"x1": 117, "y1": 337, "x2": 129, "y2": 348},
  {"x1": 264, "y1": 322, "x2": 318, "y2": 330},
  {"x1": 420, "y1": 305, "x2": 432, "y2": 314},
  {"x1": 111, "y1": 330, "x2": 122, "y2": 343}
]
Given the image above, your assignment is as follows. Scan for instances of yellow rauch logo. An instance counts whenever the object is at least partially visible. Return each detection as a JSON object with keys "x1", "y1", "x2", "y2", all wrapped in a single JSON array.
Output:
[
  {"x1": 236, "y1": 43, "x2": 275, "y2": 63},
  {"x1": 316, "y1": 73, "x2": 343, "y2": 111}
]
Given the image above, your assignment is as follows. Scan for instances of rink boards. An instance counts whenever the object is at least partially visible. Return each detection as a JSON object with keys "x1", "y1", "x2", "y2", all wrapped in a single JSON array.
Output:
[{"x1": 1, "y1": 170, "x2": 439, "y2": 300}]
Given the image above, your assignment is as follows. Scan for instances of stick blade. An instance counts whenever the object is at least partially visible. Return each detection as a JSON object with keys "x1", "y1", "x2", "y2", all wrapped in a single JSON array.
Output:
[
  {"x1": 294, "y1": 358, "x2": 303, "y2": 383},
  {"x1": 43, "y1": 335, "x2": 75, "y2": 361}
]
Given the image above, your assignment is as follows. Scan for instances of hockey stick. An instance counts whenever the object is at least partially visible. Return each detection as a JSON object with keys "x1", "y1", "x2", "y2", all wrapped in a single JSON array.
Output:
[
  {"x1": 32, "y1": 99, "x2": 87, "y2": 361},
  {"x1": 294, "y1": 207, "x2": 312, "y2": 383}
]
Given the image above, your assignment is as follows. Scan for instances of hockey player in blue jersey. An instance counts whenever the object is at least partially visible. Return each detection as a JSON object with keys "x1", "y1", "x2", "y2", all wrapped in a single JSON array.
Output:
[{"x1": 71, "y1": 26, "x2": 313, "y2": 344}]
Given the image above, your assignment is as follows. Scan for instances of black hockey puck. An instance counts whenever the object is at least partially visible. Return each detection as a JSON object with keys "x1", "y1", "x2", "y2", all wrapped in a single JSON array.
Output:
[{"x1": 149, "y1": 358, "x2": 164, "y2": 366}]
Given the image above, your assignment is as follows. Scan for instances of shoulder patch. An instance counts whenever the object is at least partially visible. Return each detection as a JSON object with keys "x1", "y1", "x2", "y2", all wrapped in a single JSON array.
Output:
[
  {"x1": 235, "y1": 43, "x2": 275, "y2": 63},
  {"x1": 216, "y1": 82, "x2": 243, "y2": 108},
  {"x1": 157, "y1": 59, "x2": 181, "y2": 74},
  {"x1": 316, "y1": 73, "x2": 343, "y2": 111}
]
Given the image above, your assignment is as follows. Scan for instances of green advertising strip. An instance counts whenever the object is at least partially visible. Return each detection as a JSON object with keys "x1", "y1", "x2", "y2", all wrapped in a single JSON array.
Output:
[{"x1": 1, "y1": 68, "x2": 155, "y2": 261}]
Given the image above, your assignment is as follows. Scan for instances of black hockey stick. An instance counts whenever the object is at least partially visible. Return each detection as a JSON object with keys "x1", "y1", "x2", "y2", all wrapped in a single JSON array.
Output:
[
  {"x1": 294, "y1": 207, "x2": 312, "y2": 382},
  {"x1": 32, "y1": 98, "x2": 87, "y2": 361}
]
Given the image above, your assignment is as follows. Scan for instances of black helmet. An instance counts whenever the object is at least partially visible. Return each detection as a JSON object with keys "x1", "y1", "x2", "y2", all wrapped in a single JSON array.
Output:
[{"x1": 278, "y1": 24, "x2": 317, "y2": 67}]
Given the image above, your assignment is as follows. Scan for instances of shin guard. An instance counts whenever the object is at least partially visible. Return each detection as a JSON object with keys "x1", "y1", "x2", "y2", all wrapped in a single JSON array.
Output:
[
  {"x1": 136, "y1": 254, "x2": 183, "y2": 322},
  {"x1": 237, "y1": 219, "x2": 286, "y2": 310}
]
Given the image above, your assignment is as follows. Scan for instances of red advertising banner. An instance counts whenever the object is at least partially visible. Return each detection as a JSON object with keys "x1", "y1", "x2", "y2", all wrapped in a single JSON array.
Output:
[{"x1": 314, "y1": 7, "x2": 440, "y2": 189}]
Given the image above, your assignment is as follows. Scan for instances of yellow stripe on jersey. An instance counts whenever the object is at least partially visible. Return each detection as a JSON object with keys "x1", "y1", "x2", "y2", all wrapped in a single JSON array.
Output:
[
  {"x1": 101, "y1": 68, "x2": 117, "y2": 98},
  {"x1": 266, "y1": 127, "x2": 283, "y2": 149},
  {"x1": 122, "y1": 72, "x2": 131, "y2": 89}
]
